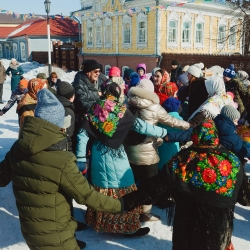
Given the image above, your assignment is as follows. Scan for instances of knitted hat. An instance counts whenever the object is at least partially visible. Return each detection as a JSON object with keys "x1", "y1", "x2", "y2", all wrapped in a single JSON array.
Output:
[
  {"x1": 83, "y1": 60, "x2": 101, "y2": 73},
  {"x1": 137, "y1": 79, "x2": 154, "y2": 92},
  {"x1": 171, "y1": 60, "x2": 178, "y2": 66},
  {"x1": 221, "y1": 105, "x2": 240, "y2": 121},
  {"x1": 35, "y1": 88, "x2": 65, "y2": 128},
  {"x1": 19, "y1": 79, "x2": 28, "y2": 89},
  {"x1": 124, "y1": 68, "x2": 134, "y2": 79},
  {"x1": 129, "y1": 72, "x2": 140, "y2": 88},
  {"x1": 82, "y1": 59, "x2": 90, "y2": 66},
  {"x1": 57, "y1": 81, "x2": 75, "y2": 99},
  {"x1": 109, "y1": 66, "x2": 121, "y2": 77},
  {"x1": 223, "y1": 64, "x2": 236, "y2": 79},
  {"x1": 11, "y1": 58, "x2": 17, "y2": 63},
  {"x1": 37, "y1": 73, "x2": 47, "y2": 79},
  {"x1": 187, "y1": 63, "x2": 203, "y2": 78},
  {"x1": 182, "y1": 65, "x2": 190, "y2": 72},
  {"x1": 162, "y1": 97, "x2": 181, "y2": 113},
  {"x1": 177, "y1": 72, "x2": 189, "y2": 86}
]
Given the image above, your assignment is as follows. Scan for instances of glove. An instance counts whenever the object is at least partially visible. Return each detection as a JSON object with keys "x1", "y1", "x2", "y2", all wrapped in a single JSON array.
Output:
[
  {"x1": 76, "y1": 159, "x2": 87, "y2": 175},
  {"x1": 122, "y1": 189, "x2": 152, "y2": 212}
]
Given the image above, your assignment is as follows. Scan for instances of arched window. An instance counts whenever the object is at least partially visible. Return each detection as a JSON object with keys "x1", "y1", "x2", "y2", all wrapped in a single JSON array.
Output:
[
  {"x1": 104, "y1": 17, "x2": 112, "y2": 48},
  {"x1": 0, "y1": 44, "x2": 3, "y2": 57},
  {"x1": 20, "y1": 42, "x2": 26, "y2": 61},
  {"x1": 122, "y1": 15, "x2": 132, "y2": 49},
  {"x1": 181, "y1": 13, "x2": 192, "y2": 49},
  {"x1": 95, "y1": 18, "x2": 102, "y2": 48},
  {"x1": 13, "y1": 43, "x2": 18, "y2": 59},
  {"x1": 167, "y1": 11, "x2": 179, "y2": 50},
  {"x1": 194, "y1": 15, "x2": 204, "y2": 50},
  {"x1": 137, "y1": 12, "x2": 147, "y2": 49},
  {"x1": 229, "y1": 20, "x2": 237, "y2": 49},
  {"x1": 217, "y1": 18, "x2": 227, "y2": 49}
]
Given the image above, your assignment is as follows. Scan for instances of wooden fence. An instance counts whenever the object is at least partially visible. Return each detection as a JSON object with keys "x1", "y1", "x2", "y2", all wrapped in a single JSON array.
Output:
[{"x1": 160, "y1": 53, "x2": 250, "y2": 75}]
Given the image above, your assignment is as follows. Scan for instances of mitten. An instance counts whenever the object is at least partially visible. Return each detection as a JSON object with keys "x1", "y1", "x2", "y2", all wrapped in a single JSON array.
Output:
[{"x1": 122, "y1": 189, "x2": 152, "y2": 212}]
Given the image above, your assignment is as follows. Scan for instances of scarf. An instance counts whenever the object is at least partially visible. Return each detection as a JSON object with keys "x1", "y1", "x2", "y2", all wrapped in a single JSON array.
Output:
[
  {"x1": 165, "y1": 120, "x2": 243, "y2": 208},
  {"x1": 9, "y1": 62, "x2": 19, "y2": 70},
  {"x1": 82, "y1": 84, "x2": 136, "y2": 150}
]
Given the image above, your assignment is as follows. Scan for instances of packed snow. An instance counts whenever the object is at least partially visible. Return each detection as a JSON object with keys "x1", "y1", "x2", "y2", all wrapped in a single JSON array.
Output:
[{"x1": 0, "y1": 59, "x2": 250, "y2": 249}]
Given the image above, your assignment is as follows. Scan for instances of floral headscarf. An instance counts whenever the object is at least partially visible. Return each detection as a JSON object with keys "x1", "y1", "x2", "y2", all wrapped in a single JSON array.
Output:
[
  {"x1": 166, "y1": 120, "x2": 242, "y2": 203},
  {"x1": 28, "y1": 78, "x2": 48, "y2": 100}
]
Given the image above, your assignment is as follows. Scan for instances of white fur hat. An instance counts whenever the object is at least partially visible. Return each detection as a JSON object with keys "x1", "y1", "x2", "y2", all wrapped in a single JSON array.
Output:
[
  {"x1": 137, "y1": 79, "x2": 154, "y2": 92},
  {"x1": 11, "y1": 58, "x2": 17, "y2": 63},
  {"x1": 187, "y1": 63, "x2": 204, "y2": 78}
]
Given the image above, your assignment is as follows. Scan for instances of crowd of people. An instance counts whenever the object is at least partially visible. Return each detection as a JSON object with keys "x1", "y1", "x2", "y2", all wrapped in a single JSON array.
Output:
[{"x1": 0, "y1": 58, "x2": 250, "y2": 250}]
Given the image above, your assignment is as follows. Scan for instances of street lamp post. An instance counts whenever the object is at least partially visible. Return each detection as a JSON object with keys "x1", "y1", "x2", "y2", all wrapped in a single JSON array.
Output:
[{"x1": 44, "y1": 0, "x2": 52, "y2": 75}]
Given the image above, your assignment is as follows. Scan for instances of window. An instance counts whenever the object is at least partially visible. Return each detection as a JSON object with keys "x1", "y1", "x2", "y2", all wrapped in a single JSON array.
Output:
[
  {"x1": 96, "y1": 25, "x2": 102, "y2": 46},
  {"x1": 105, "y1": 65, "x2": 111, "y2": 76},
  {"x1": 168, "y1": 20, "x2": 177, "y2": 43},
  {"x1": 182, "y1": 22, "x2": 191, "y2": 43},
  {"x1": 229, "y1": 26, "x2": 236, "y2": 46},
  {"x1": 124, "y1": 23, "x2": 131, "y2": 44},
  {"x1": 20, "y1": 42, "x2": 26, "y2": 61},
  {"x1": 0, "y1": 45, "x2": 2, "y2": 57},
  {"x1": 195, "y1": 23, "x2": 203, "y2": 44},
  {"x1": 138, "y1": 21, "x2": 146, "y2": 43},
  {"x1": 218, "y1": 25, "x2": 226, "y2": 45},
  {"x1": 111, "y1": 0, "x2": 115, "y2": 5},
  {"x1": 13, "y1": 43, "x2": 17, "y2": 58},
  {"x1": 87, "y1": 27, "x2": 93, "y2": 45},
  {"x1": 105, "y1": 25, "x2": 112, "y2": 46}
]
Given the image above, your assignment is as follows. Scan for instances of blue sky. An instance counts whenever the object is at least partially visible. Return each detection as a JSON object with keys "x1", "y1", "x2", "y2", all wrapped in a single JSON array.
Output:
[{"x1": 0, "y1": 0, "x2": 81, "y2": 16}]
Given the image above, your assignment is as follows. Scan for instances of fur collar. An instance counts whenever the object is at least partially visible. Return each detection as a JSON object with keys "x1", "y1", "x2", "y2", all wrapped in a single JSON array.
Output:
[{"x1": 127, "y1": 87, "x2": 159, "y2": 104}]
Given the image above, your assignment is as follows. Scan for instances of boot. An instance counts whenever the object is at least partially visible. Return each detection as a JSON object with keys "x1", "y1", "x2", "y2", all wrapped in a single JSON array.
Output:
[
  {"x1": 123, "y1": 227, "x2": 150, "y2": 237},
  {"x1": 76, "y1": 239, "x2": 86, "y2": 249},
  {"x1": 140, "y1": 205, "x2": 160, "y2": 222}
]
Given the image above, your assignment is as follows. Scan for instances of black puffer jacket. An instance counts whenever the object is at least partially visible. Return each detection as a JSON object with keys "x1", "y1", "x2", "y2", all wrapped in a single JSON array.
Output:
[
  {"x1": 57, "y1": 95, "x2": 75, "y2": 151},
  {"x1": 72, "y1": 72, "x2": 102, "y2": 115}
]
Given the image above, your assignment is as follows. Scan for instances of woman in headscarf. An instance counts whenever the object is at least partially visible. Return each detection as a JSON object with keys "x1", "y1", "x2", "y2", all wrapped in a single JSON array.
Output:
[
  {"x1": 76, "y1": 82, "x2": 168, "y2": 237},
  {"x1": 122, "y1": 119, "x2": 243, "y2": 250},
  {"x1": 188, "y1": 75, "x2": 236, "y2": 126},
  {"x1": 153, "y1": 68, "x2": 178, "y2": 105},
  {"x1": 17, "y1": 78, "x2": 48, "y2": 131}
]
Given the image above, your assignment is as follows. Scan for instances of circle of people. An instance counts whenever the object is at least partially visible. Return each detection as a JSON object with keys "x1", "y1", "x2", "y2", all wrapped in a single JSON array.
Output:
[{"x1": 0, "y1": 58, "x2": 249, "y2": 250}]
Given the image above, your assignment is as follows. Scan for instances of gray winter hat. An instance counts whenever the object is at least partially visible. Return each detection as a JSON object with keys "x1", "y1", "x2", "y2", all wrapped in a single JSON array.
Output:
[
  {"x1": 220, "y1": 105, "x2": 240, "y2": 121},
  {"x1": 35, "y1": 88, "x2": 65, "y2": 128}
]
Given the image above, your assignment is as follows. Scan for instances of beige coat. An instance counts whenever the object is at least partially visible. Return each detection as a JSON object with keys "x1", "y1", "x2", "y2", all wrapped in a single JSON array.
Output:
[
  {"x1": 126, "y1": 87, "x2": 190, "y2": 165},
  {"x1": 0, "y1": 63, "x2": 6, "y2": 84}
]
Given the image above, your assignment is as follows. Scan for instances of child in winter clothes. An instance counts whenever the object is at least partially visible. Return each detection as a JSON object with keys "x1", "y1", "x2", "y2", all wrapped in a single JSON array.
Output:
[
  {"x1": 136, "y1": 63, "x2": 151, "y2": 80},
  {"x1": 158, "y1": 98, "x2": 183, "y2": 170},
  {"x1": 0, "y1": 79, "x2": 28, "y2": 117}
]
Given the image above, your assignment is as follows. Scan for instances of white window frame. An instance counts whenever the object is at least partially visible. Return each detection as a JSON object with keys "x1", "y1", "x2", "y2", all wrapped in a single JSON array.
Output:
[
  {"x1": 87, "y1": 19, "x2": 93, "y2": 48},
  {"x1": 13, "y1": 43, "x2": 18, "y2": 59},
  {"x1": 105, "y1": 64, "x2": 111, "y2": 76},
  {"x1": 95, "y1": 19, "x2": 103, "y2": 48},
  {"x1": 122, "y1": 15, "x2": 132, "y2": 49},
  {"x1": 228, "y1": 20, "x2": 237, "y2": 50},
  {"x1": 168, "y1": 20, "x2": 178, "y2": 43},
  {"x1": 217, "y1": 18, "x2": 227, "y2": 49},
  {"x1": 20, "y1": 42, "x2": 26, "y2": 61},
  {"x1": 0, "y1": 44, "x2": 2, "y2": 57},
  {"x1": 194, "y1": 15, "x2": 204, "y2": 50},
  {"x1": 122, "y1": 66, "x2": 129, "y2": 77},
  {"x1": 181, "y1": 13, "x2": 192, "y2": 50},
  {"x1": 136, "y1": 12, "x2": 147, "y2": 49},
  {"x1": 167, "y1": 11, "x2": 179, "y2": 50},
  {"x1": 104, "y1": 17, "x2": 112, "y2": 48}
]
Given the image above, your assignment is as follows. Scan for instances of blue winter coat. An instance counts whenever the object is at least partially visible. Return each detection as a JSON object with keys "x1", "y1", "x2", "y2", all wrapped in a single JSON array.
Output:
[
  {"x1": 76, "y1": 118, "x2": 167, "y2": 189},
  {"x1": 6, "y1": 65, "x2": 24, "y2": 91},
  {"x1": 158, "y1": 112, "x2": 183, "y2": 170},
  {"x1": 214, "y1": 114, "x2": 250, "y2": 160}
]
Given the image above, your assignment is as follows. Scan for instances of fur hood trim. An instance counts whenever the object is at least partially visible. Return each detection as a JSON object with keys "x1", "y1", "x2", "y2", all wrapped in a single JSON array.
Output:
[{"x1": 127, "y1": 87, "x2": 159, "y2": 104}]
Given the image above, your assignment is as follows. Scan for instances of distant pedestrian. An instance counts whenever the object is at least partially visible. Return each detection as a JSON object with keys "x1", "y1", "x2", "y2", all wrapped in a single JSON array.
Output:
[
  {"x1": 170, "y1": 60, "x2": 182, "y2": 83},
  {"x1": 0, "y1": 60, "x2": 6, "y2": 104},
  {"x1": 6, "y1": 58, "x2": 24, "y2": 92},
  {"x1": 47, "y1": 72, "x2": 61, "y2": 93}
]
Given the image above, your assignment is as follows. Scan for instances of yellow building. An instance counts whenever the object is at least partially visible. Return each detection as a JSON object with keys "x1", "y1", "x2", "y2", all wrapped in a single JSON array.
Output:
[{"x1": 76, "y1": 0, "x2": 244, "y2": 74}]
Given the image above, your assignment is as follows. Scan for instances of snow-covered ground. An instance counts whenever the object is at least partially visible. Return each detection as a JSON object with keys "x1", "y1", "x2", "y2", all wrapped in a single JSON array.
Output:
[{"x1": 0, "y1": 59, "x2": 250, "y2": 249}]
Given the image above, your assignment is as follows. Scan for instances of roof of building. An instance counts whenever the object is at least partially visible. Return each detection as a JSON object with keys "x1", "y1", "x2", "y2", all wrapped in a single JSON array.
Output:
[
  {"x1": 0, "y1": 27, "x2": 16, "y2": 38},
  {"x1": 0, "y1": 13, "x2": 46, "y2": 25},
  {"x1": 8, "y1": 18, "x2": 79, "y2": 38}
]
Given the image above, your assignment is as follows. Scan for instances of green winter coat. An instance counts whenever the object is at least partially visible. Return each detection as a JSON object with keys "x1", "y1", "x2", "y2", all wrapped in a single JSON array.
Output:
[
  {"x1": 0, "y1": 116, "x2": 123, "y2": 250},
  {"x1": 6, "y1": 64, "x2": 24, "y2": 91}
]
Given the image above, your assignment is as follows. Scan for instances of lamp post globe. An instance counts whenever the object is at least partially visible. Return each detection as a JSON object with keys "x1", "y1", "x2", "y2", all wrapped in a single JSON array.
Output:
[{"x1": 44, "y1": 0, "x2": 51, "y2": 14}]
